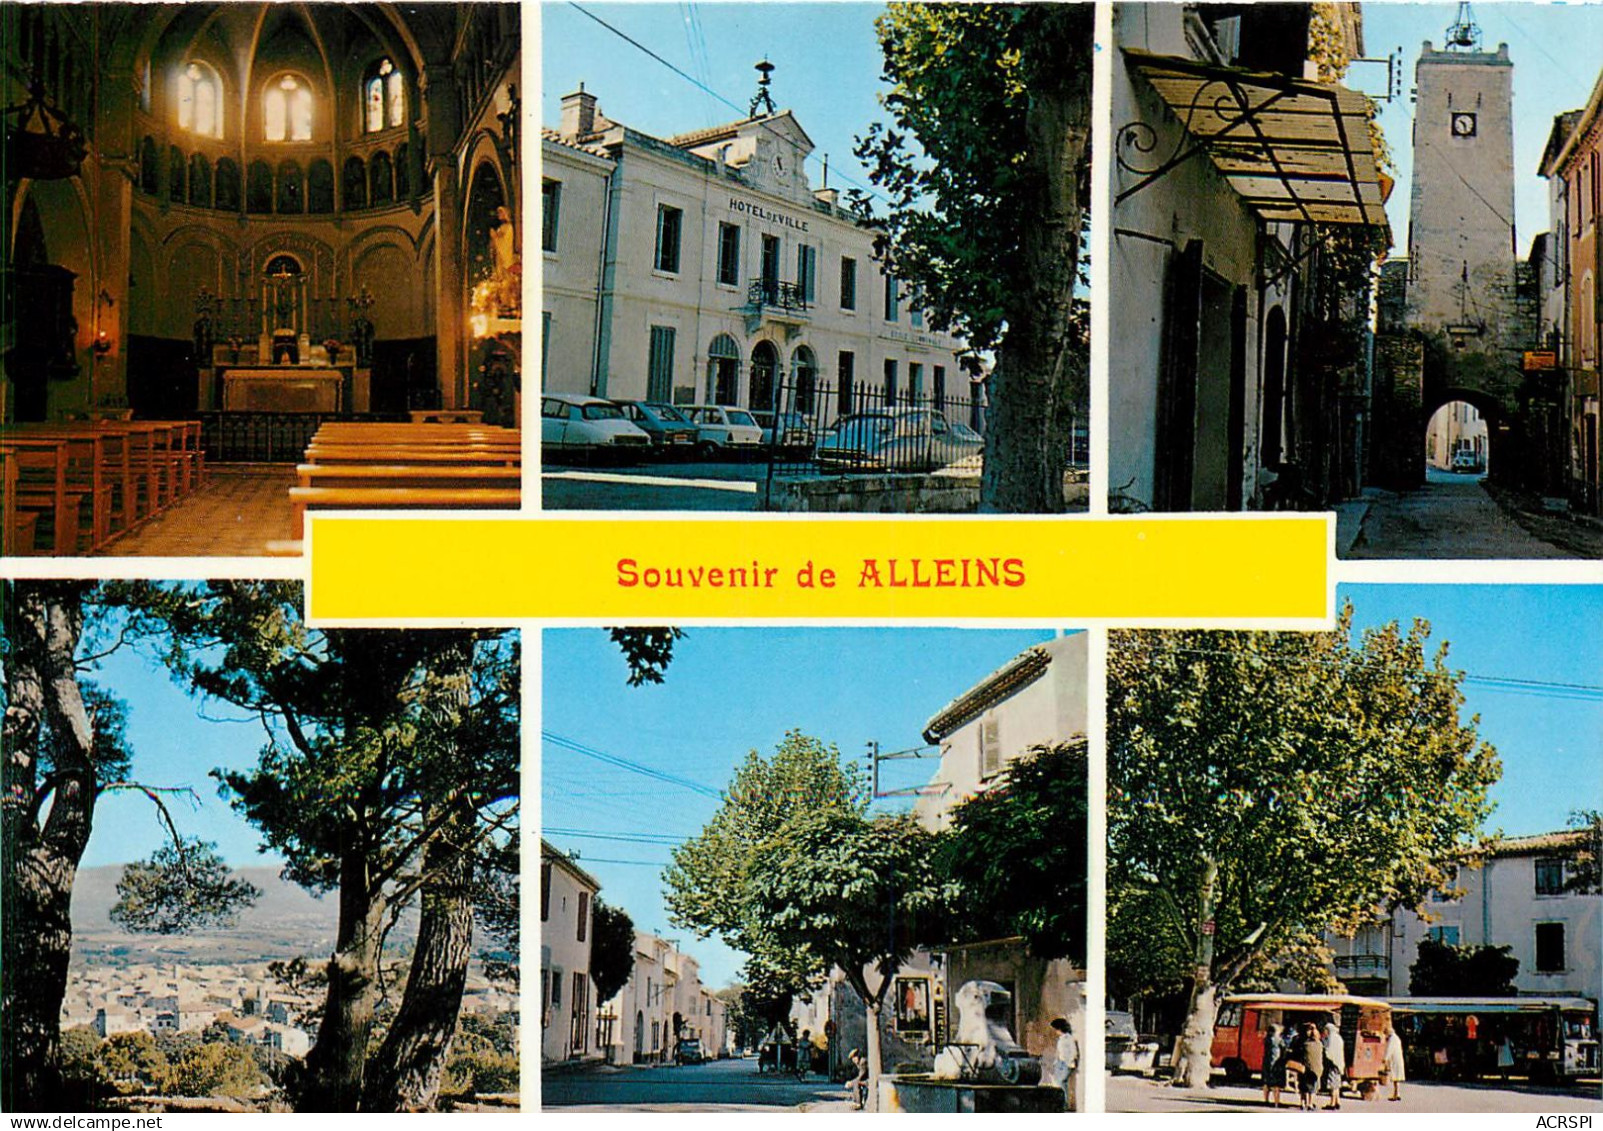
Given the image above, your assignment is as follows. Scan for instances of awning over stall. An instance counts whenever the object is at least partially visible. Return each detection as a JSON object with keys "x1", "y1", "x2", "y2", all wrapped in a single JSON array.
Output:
[{"x1": 1118, "y1": 49, "x2": 1391, "y2": 232}]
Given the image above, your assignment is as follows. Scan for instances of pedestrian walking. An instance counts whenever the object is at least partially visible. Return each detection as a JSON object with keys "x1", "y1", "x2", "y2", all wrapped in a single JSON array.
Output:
[
  {"x1": 1321, "y1": 1021, "x2": 1346, "y2": 1110},
  {"x1": 1050, "y1": 1017, "x2": 1080, "y2": 1112},
  {"x1": 1262, "y1": 1023, "x2": 1288, "y2": 1108},
  {"x1": 1496, "y1": 1034, "x2": 1515, "y2": 1081},
  {"x1": 1384, "y1": 1026, "x2": 1406, "y2": 1102}
]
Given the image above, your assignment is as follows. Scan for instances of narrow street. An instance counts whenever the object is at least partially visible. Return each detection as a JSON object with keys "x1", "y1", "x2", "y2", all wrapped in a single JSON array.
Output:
[
  {"x1": 540, "y1": 1056, "x2": 855, "y2": 1112},
  {"x1": 1346, "y1": 468, "x2": 1587, "y2": 559},
  {"x1": 1107, "y1": 1073, "x2": 1603, "y2": 1114}
]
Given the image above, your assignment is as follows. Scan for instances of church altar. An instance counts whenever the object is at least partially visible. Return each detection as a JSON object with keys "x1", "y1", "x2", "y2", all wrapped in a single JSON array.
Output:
[{"x1": 222, "y1": 366, "x2": 345, "y2": 412}]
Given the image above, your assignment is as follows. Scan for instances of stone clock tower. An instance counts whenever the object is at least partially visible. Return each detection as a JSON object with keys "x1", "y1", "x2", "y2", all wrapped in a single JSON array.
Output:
[{"x1": 1404, "y1": 18, "x2": 1518, "y2": 359}]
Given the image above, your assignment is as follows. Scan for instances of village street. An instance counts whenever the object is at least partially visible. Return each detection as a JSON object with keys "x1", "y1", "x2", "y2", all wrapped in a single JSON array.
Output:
[
  {"x1": 1107, "y1": 1074, "x2": 1603, "y2": 1114},
  {"x1": 1345, "y1": 468, "x2": 1598, "y2": 559},
  {"x1": 541, "y1": 1056, "x2": 854, "y2": 1112}
]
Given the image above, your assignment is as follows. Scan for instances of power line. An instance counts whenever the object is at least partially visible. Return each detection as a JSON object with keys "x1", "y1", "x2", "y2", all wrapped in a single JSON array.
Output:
[
  {"x1": 565, "y1": 1, "x2": 886, "y2": 205},
  {"x1": 542, "y1": 730, "x2": 723, "y2": 798},
  {"x1": 543, "y1": 825, "x2": 688, "y2": 846}
]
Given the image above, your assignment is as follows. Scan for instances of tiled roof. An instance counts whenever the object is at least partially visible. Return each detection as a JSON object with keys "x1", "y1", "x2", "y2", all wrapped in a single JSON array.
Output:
[
  {"x1": 922, "y1": 645, "x2": 1053, "y2": 742},
  {"x1": 666, "y1": 117, "x2": 758, "y2": 149},
  {"x1": 1483, "y1": 828, "x2": 1590, "y2": 856},
  {"x1": 541, "y1": 127, "x2": 613, "y2": 161}
]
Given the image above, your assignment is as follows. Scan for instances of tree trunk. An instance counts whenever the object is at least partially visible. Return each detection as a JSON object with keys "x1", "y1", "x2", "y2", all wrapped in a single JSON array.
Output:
[
  {"x1": 1172, "y1": 857, "x2": 1219, "y2": 1089},
  {"x1": 361, "y1": 802, "x2": 476, "y2": 1111},
  {"x1": 863, "y1": 998, "x2": 884, "y2": 1113},
  {"x1": 980, "y1": 7, "x2": 1093, "y2": 514},
  {"x1": 2, "y1": 584, "x2": 97, "y2": 1111},
  {"x1": 295, "y1": 849, "x2": 386, "y2": 1112}
]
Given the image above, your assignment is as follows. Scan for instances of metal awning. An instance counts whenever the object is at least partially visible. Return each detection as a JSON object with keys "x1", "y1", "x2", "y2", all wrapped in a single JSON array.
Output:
[{"x1": 1118, "y1": 49, "x2": 1391, "y2": 231}]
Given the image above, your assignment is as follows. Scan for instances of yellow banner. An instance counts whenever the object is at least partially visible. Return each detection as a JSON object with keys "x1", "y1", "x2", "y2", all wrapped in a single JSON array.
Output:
[{"x1": 306, "y1": 515, "x2": 1329, "y2": 623}]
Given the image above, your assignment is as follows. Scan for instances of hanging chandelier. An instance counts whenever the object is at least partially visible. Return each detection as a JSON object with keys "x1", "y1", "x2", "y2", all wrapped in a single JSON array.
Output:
[{"x1": 3, "y1": 79, "x2": 87, "y2": 181}]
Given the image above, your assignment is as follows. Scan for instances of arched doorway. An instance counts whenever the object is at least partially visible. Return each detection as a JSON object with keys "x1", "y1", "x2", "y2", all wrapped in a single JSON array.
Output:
[
  {"x1": 1424, "y1": 397, "x2": 1491, "y2": 479},
  {"x1": 634, "y1": 1011, "x2": 645, "y2": 1064},
  {"x1": 749, "y1": 340, "x2": 778, "y2": 411},
  {"x1": 707, "y1": 333, "x2": 739, "y2": 404},
  {"x1": 790, "y1": 344, "x2": 817, "y2": 416}
]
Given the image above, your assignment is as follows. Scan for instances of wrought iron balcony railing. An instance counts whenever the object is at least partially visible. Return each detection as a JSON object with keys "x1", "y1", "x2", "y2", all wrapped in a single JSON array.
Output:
[{"x1": 748, "y1": 280, "x2": 810, "y2": 315}]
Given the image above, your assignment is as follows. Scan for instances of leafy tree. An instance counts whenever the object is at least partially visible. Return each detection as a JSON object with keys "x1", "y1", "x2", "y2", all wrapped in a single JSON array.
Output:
[
  {"x1": 1562, "y1": 810, "x2": 1602, "y2": 894},
  {"x1": 854, "y1": 4, "x2": 1093, "y2": 512},
  {"x1": 940, "y1": 740, "x2": 1088, "y2": 963},
  {"x1": 171, "y1": 1041, "x2": 268, "y2": 1098},
  {"x1": 589, "y1": 898, "x2": 636, "y2": 1006},
  {"x1": 608, "y1": 628, "x2": 684, "y2": 686},
  {"x1": 1409, "y1": 938, "x2": 1520, "y2": 996},
  {"x1": 747, "y1": 810, "x2": 954, "y2": 1110},
  {"x1": 1107, "y1": 608, "x2": 1500, "y2": 1088},
  {"x1": 664, "y1": 730, "x2": 867, "y2": 984},
  {"x1": 1, "y1": 582, "x2": 253, "y2": 1111},
  {"x1": 57, "y1": 1027, "x2": 108, "y2": 1102},
  {"x1": 111, "y1": 839, "x2": 261, "y2": 934},
  {"x1": 96, "y1": 1031, "x2": 173, "y2": 1095}
]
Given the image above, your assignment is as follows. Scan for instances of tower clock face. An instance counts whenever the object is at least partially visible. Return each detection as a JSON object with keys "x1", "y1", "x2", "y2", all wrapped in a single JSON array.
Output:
[{"x1": 1451, "y1": 112, "x2": 1478, "y2": 138}]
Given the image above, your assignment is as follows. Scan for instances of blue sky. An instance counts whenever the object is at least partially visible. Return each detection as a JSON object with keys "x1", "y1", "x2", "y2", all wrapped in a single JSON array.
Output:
[
  {"x1": 541, "y1": 2, "x2": 899, "y2": 210},
  {"x1": 78, "y1": 630, "x2": 282, "y2": 871},
  {"x1": 1361, "y1": 3, "x2": 1603, "y2": 250},
  {"x1": 541, "y1": 627, "x2": 1062, "y2": 987},
  {"x1": 1340, "y1": 584, "x2": 1603, "y2": 841}
]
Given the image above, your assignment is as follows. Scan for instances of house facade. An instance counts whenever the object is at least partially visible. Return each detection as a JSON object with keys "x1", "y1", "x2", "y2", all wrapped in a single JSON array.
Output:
[
  {"x1": 596, "y1": 930, "x2": 722, "y2": 1064},
  {"x1": 1329, "y1": 829, "x2": 1602, "y2": 1002},
  {"x1": 541, "y1": 840, "x2": 600, "y2": 1064},
  {"x1": 541, "y1": 83, "x2": 971, "y2": 416},
  {"x1": 1540, "y1": 69, "x2": 1603, "y2": 516},
  {"x1": 1108, "y1": 3, "x2": 1388, "y2": 512}
]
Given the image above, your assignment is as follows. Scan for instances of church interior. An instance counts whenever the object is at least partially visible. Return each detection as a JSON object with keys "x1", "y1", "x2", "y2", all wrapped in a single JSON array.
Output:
[{"x1": 2, "y1": 3, "x2": 522, "y2": 556}]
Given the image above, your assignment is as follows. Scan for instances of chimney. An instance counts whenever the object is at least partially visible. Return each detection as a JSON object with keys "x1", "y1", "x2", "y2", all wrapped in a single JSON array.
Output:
[{"x1": 561, "y1": 84, "x2": 598, "y2": 139}]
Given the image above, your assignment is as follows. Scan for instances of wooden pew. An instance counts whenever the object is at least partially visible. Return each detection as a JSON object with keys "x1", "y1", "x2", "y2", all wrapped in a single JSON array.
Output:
[
  {"x1": 289, "y1": 486, "x2": 521, "y2": 536},
  {"x1": 0, "y1": 438, "x2": 84, "y2": 555},
  {"x1": 1, "y1": 450, "x2": 41, "y2": 556},
  {"x1": 296, "y1": 464, "x2": 522, "y2": 490}
]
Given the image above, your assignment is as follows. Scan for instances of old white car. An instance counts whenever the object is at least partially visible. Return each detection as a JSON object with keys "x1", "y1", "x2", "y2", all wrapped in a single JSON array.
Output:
[
  {"x1": 814, "y1": 408, "x2": 983, "y2": 472},
  {"x1": 541, "y1": 393, "x2": 650, "y2": 461},
  {"x1": 682, "y1": 404, "x2": 764, "y2": 458}
]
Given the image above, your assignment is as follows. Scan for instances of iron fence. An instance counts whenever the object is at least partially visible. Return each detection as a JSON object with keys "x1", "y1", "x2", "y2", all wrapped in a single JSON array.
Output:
[
  {"x1": 199, "y1": 411, "x2": 408, "y2": 462},
  {"x1": 757, "y1": 376, "x2": 988, "y2": 478}
]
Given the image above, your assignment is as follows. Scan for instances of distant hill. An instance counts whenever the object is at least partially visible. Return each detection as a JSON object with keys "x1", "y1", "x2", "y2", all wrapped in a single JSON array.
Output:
[{"x1": 70, "y1": 866, "x2": 340, "y2": 967}]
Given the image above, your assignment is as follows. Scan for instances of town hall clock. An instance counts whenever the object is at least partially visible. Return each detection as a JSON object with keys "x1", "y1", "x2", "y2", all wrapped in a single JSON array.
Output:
[{"x1": 1450, "y1": 111, "x2": 1477, "y2": 138}]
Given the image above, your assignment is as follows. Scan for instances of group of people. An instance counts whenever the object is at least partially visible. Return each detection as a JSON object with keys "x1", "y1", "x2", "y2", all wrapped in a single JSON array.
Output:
[{"x1": 1260, "y1": 1020, "x2": 1407, "y2": 1109}]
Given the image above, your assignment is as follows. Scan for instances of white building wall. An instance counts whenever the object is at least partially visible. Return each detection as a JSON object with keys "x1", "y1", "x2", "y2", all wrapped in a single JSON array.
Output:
[
  {"x1": 541, "y1": 850, "x2": 598, "y2": 1063},
  {"x1": 915, "y1": 633, "x2": 1088, "y2": 830},
  {"x1": 541, "y1": 98, "x2": 968, "y2": 411},
  {"x1": 541, "y1": 138, "x2": 613, "y2": 394},
  {"x1": 1108, "y1": 4, "x2": 1289, "y2": 511}
]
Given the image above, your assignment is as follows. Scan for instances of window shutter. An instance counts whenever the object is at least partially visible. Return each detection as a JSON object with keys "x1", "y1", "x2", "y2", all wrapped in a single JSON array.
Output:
[{"x1": 980, "y1": 713, "x2": 1001, "y2": 779}]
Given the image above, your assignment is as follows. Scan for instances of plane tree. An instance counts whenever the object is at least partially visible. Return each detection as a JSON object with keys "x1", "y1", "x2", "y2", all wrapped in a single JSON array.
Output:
[
  {"x1": 1107, "y1": 608, "x2": 1500, "y2": 1087},
  {"x1": 854, "y1": 3, "x2": 1093, "y2": 512}
]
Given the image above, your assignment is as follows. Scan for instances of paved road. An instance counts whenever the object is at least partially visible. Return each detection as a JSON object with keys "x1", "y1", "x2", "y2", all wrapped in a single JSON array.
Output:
[
  {"x1": 541, "y1": 1056, "x2": 854, "y2": 1112},
  {"x1": 542, "y1": 460, "x2": 766, "y2": 512},
  {"x1": 1347, "y1": 468, "x2": 1580, "y2": 559},
  {"x1": 1108, "y1": 1073, "x2": 1603, "y2": 1113}
]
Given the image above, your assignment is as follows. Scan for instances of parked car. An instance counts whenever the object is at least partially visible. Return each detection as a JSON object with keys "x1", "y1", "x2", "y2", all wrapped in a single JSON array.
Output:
[
  {"x1": 752, "y1": 410, "x2": 816, "y2": 455},
  {"x1": 676, "y1": 1037, "x2": 705, "y2": 1065},
  {"x1": 1106, "y1": 1011, "x2": 1161, "y2": 1076},
  {"x1": 615, "y1": 399, "x2": 699, "y2": 454},
  {"x1": 814, "y1": 408, "x2": 984, "y2": 472},
  {"x1": 1451, "y1": 450, "x2": 1484, "y2": 474},
  {"x1": 541, "y1": 393, "x2": 650, "y2": 461},
  {"x1": 683, "y1": 404, "x2": 764, "y2": 458}
]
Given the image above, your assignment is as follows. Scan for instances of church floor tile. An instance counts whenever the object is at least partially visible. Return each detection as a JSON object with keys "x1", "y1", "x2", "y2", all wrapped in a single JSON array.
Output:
[{"x1": 98, "y1": 464, "x2": 299, "y2": 557}]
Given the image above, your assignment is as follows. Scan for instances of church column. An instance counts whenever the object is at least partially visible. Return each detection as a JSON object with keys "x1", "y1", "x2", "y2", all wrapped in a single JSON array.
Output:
[
  {"x1": 91, "y1": 64, "x2": 139, "y2": 409},
  {"x1": 424, "y1": 62, "x2": 465, "y2": 408}
]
